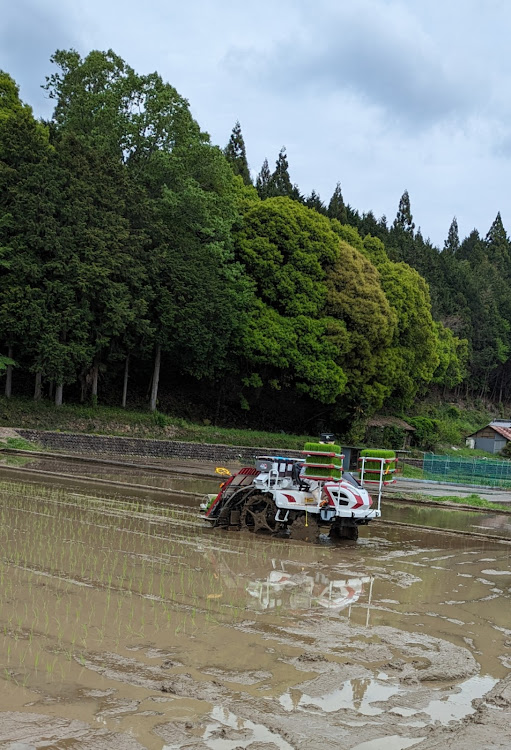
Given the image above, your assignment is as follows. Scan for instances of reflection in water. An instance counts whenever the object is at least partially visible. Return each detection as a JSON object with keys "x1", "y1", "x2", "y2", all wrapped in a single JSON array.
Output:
[
  {"x1": 246, "y1": 562, "x2": 373, "y2": 615},
  {"x1": 197, "y1": 705, "x2": 294, "y2": 750},
  {"x1": 197, "y1": 546, "x2": 375, "y2": 619},
  {"x1": 282, "y1": 676, "x2": 401, "y2": 715}
]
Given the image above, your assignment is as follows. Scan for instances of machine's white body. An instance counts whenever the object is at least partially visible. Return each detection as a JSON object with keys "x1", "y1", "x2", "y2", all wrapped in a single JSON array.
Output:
[
  {"x1": 252, "y1": 457, "x2": 381, "y2": 522},
  {"x1": 203, "y1": 453, "x2": 384, "y2": 540}
]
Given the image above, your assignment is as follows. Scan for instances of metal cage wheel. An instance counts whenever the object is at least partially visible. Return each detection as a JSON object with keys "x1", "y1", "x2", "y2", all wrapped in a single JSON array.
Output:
[{"x1": 240, "y1": 493, "x2": 278, "y2": 533}]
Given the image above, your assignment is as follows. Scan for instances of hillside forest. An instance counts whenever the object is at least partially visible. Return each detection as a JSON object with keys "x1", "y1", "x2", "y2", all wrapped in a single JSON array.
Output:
[{"x1": 0, "y1": 49, "x2": 508, "y2": 440}]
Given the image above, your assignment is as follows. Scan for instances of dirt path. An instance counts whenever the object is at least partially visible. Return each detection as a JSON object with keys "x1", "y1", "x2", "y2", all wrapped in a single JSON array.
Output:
[{"x1": 0, "y1": 427, "x2": 20, "y2": 440}]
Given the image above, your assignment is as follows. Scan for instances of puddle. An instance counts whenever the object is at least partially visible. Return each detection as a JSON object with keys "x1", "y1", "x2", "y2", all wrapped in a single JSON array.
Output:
[
  {"x1": 350, "y1": 737, "x2": 424, "y2": 750},
  {"x1": 202, "y1": 705, "x2": 295, "y2": 750},
  {"x1": 420, "y1": 674, "x2": 498, "y2": 723},
  {"x1": 0, "y1": 476, "x2": 510, "y2": 749},
  {"x1": 285, "y1": 677, "x2": 401, "y2": 714}
]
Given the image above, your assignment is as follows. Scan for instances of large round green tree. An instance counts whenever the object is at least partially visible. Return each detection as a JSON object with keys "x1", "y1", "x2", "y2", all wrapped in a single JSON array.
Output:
[{"x1": 234, "y1": 197, "x2": 399, "y2": 418}]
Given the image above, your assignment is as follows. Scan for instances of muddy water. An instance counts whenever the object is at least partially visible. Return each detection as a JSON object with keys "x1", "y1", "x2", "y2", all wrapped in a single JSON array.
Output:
[
  {"x1": 0, "y1": 453, "x2": 220, "y2": 494},
  {"x1": 3, "y1": 454, "x2": 511, "y2": 541},
  {"x1": 384, "y1": 499, "x2": 511, "y2": 538},
  {"x1": 0, "y1": 478, "x2": 510, "y2": 749}
]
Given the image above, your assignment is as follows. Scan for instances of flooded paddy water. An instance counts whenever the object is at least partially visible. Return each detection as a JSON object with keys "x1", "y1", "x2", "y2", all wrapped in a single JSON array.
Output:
[
  {"x1": 0, "y1": 474, "x2": 510, "y2": 749},
  {"x1": 384, "y1": 499, "x2": 511, "y2": 539},
  {"x1": 0, "y1": 452, "x2": 217, "y2": 495}
]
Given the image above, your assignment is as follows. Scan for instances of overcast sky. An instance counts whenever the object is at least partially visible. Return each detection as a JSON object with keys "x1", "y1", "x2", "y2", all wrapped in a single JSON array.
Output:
[{"x1": 2, "y1": 0, "x2": 510, "y2": 246}]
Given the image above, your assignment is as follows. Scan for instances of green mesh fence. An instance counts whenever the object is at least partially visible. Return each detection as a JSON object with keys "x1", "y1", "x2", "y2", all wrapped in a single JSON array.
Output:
[{"x1": 422, "y1": 454, "x2": 511, "y2": 488}]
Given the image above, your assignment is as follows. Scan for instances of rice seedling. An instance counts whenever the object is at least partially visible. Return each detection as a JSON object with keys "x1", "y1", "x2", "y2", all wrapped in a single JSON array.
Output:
[{"x1": 0, "y1": 474, "x2": 254, "y2": 694}]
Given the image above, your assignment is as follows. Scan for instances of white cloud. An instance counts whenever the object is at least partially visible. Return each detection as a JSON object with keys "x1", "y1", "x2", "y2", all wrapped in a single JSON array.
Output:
[
  {"x1": 1, "y1": 0, "x2": 510, "y2": 246},
  {"x1": 229, "y1": 0, "x2": 480, "y2": 127}
]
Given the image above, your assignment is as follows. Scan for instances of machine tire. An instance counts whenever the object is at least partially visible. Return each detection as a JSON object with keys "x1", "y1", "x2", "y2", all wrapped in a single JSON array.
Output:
[
  {"x1": 288, "y1": 513, "x2": 320, "y2": 543},
  {"x1": 240, "y1": 493, "x2": 277, "y2": 533}
]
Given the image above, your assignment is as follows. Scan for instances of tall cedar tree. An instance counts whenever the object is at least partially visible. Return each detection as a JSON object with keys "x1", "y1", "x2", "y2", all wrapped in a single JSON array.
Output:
[
  {"x1": 388, "y1": 189, "x2": 416, "y2": 263},
  {"x1": 270, "y1": 147, "x2": 293, "y2": 197},
  {"x1": 224, "y1": 121, "x2": 251, "y2": 185},
  {"x1": 0, "y1": 72, "x2": 54, "y2": 396},
  {"x1": 305, "y1": 190, "x2": 326, "y2": 214},
  {"x1": 255, "y1": 158, "x2": 271, "y2": 199},
  {"x1": 393, "y1": 190, "x2": 415, "y2": 234},
  {"x1": 327, "y1": 182, "x2": 348, "y2": 224},
  {"x1": 443, "y1": 216, "x2": 460, "y2": 254},
  {"x1": 47, "y1": 131, "x2": 144, "y2": 401},
  {"x1": 485, "y1": 212, "x2": 510, "y2": 275}
]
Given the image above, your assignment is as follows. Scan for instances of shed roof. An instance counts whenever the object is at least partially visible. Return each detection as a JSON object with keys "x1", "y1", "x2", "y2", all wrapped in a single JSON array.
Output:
[
  {"x1": 490, "y1": 424, "x2": 511, "y2": 441},
  {"x1": 466, "y1": 420, "x2": 511, "y2": 441},
  {"x1": 366, "y1": 416, "x2": 415, "y2": 431}
]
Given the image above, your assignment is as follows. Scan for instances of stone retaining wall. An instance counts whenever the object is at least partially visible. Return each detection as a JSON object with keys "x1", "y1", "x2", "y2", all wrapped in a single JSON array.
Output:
[{"x1": 16, "y1": 429, "x2": 303, "y2": 463}]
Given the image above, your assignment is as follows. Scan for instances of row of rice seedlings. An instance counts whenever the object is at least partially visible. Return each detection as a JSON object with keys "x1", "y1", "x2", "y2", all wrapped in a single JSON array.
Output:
[
  {"x1": 0, "y1": 477, "x2": 298, "y2": 688},
  {"x1": 0, "y1": 484, "x2": 242, "y2": 660}
]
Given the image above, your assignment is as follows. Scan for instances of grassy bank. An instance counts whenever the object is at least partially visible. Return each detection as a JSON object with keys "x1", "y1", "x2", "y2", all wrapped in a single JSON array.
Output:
[
  {"x1": 0, "y1": 395, "x2": 504, "y2": 457},
  {"x1": 394, "y1": 491, "x2": 511, "y2": 513},
  {"x1": 0, "y1": 396, "x2": 315, "y2": 450}
]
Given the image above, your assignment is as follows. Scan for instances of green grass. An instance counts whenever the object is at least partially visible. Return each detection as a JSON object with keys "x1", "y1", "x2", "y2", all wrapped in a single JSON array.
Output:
[
  {"x1": 0, "y1": 396, "x2": 316, "y2": 450},
  {"x1": 4, "y1": 437, "x2": 38, "y2": 451},
  {"x1": 427, "y1": 493, "x2": 511, "y2": 512},
  {"x1": 400, "y1": 463, "x2": 424, "y2": 479},
  {"x1": 396, "y1": 491, "x2": 511, "y2": 512}
]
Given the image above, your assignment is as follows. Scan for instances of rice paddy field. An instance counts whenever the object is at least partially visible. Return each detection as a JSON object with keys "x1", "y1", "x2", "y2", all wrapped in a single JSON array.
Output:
[{"x1": 0, "y1": 474, "x2": 510, "y2": 749}]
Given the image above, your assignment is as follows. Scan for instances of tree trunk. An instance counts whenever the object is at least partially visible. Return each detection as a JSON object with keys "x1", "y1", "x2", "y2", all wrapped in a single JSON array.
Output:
[
  {"x1": 80, "y1": 372, "x2": 87, "y2": 403},
  {"x1": 122, "y1": 354, "x2": 130, "y2": 408},
  {"x1": 34, "y1": 371, "x2": 42, "y2": 401},
  {"x1": 214, "y1": 385, "x2": 222, "y2": 425},
  {"x1": 55, "y1": 383, "x2": 63, "y2": 407},
  {"x1": 150, "y1": 345, "x2": 161, "y2": 412},
  {"x1": 48, "y1": 381, "x2": 54, "y2": 399},
  {"x1": 4, "y1": 346, "x2": 13, "y2": 398},
  {"x1": 91, "y1": 363, "x2": 99, "y2": 404}
]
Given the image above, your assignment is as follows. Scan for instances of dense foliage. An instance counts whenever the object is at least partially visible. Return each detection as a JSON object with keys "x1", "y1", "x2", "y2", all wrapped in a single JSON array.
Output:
[{"x1": 0, "y1": 49, "x2": 489, "y2": 438}]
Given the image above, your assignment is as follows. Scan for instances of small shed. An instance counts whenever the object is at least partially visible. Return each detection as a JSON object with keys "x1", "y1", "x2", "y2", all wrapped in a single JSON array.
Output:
[
  {"x1": 365, "y1": 416, "x2": 415, "y2": 449},
  {"x1": 465, "y1": 420, "x2": 511, "y2": 454}
]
